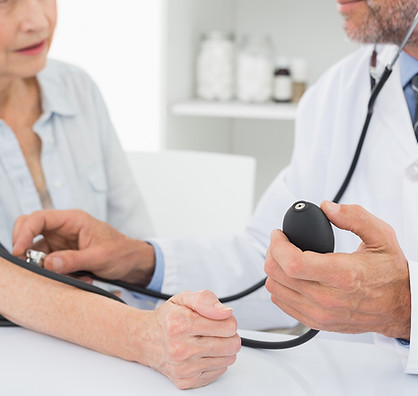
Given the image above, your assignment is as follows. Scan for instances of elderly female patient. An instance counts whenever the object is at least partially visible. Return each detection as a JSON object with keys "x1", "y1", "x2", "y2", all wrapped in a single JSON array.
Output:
[{"x1": 0, "y1": 0, "x2": 240, "y2": 389}]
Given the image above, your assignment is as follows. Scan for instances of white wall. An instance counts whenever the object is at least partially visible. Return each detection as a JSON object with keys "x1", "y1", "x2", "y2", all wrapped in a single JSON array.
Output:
[
  {"x1": 49, "y1": 0, "x2": 164, "y2": 151},
  {"x1": 162, "y1": 0, "x2": 357, "y2": 201}
]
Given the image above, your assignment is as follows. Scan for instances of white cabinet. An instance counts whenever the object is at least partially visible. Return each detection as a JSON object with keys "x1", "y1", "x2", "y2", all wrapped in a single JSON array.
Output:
[{"x1": 162, "y1": 0, "x2": 357, "y2": 200}]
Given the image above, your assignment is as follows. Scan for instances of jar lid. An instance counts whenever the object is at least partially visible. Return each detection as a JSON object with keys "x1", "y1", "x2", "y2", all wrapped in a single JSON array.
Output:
[{"x1": 275, "y1": 56, "x2": 290, "y2": 69}]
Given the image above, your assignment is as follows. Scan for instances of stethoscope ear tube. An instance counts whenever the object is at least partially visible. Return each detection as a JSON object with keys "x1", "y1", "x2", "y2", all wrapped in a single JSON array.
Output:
[
  {"x1": 0, "y1": 63, "x2": 396, "y2": 347},
  {"x1": 0, "y1": 13, "x2": 413, "y2": 345},
  {"x1": 333, "y1": 66, "x2": 392, "y2": 204}
]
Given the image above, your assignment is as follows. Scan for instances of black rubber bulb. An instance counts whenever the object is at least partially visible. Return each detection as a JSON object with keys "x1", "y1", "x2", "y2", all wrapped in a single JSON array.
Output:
[{"x1": 282, "y1": 201, "x2": 335, "y2": 253}]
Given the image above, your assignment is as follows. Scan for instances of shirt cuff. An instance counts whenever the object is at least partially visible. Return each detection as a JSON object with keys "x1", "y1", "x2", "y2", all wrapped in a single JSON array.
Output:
[
  {"x1": 121, "y1": 240, "x2": 165, "y2": 307},
  {"x1": 146, "y1": 240, "x2": 164, "y2": 292}
]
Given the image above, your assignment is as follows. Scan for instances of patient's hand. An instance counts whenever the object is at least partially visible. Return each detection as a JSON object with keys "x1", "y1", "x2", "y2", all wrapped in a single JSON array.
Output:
[{"x1": 140, "y1": 290, "x2": 240, "y2": 389}]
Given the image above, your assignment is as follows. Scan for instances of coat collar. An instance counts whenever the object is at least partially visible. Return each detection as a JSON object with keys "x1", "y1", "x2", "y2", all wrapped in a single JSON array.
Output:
[{"x1": 372, "y1": 45, "x2": 418, "y2": 162}]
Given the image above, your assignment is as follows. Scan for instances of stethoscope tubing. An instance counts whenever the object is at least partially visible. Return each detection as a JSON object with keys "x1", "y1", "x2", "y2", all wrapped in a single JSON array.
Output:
[{"x1": 0, "y1": 13, "x2": 417, "y2": 348}]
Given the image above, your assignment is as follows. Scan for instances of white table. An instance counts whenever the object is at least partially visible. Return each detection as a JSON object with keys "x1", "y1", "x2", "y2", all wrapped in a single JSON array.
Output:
[{"x1": 0, "y1": 327, "x2": 417, "y2": 395}]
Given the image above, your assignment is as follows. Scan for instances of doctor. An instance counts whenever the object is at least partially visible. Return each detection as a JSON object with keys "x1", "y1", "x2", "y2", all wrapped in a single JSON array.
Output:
[
  {"x1": 264, "y1": 0, "x2": 418, "y2": 367},
  {"x1": 12, "y1": 0, "x2": 418, "y2": 372}
]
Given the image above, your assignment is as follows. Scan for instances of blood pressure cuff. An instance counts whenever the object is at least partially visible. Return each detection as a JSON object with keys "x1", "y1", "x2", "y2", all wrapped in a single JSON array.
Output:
[
  {"x1": 0, "y1": 241, "x2": 8, "y2": 254},
  {"x1": 0, "y1": 241, "x2": 124, "y2": 306}
]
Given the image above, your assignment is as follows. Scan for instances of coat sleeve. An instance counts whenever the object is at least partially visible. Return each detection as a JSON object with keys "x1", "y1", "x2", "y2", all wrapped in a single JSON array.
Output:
[
  {"x1": 147, "y1": 70, "x2": 337, "y2": 331},
  {"x1": 149, "y1": 138, "x2": 314, "y2": 330}
]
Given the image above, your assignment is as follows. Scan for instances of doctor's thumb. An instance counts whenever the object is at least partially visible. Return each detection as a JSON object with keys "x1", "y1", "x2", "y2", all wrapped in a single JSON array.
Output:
[
  {"x1": 320, "y1": 200, "x2": 360, "y2": 232},
  {"x1": 44, "y1": 250, "x2": 84, "y2": 274},
  {"x1": 320, "y1": 200, "x2": 389, "y2": 246}
]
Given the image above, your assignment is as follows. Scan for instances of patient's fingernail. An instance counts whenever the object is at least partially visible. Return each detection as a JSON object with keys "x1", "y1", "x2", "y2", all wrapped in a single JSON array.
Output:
[
  {"x1": 50, "y1": 256, "x2": 63, "y2": 272},
  {"x1": 215, "y1": 302, "x2": 233, "y2": 311}
]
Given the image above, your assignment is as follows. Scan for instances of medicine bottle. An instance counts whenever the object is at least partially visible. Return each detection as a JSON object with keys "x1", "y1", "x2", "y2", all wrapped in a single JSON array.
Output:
[
  {"x1": 236, "y1": 34, "x2": 274, "y2": 103},
  {"x1": 196, "y1": 30, "x2": 235, "y2": 101},
  {"x1": 273, "y1": 56, "x2": 292, "y2": 103},
  {"x1": 291, "y1": 58, "x2": 308, "y2": 102}
]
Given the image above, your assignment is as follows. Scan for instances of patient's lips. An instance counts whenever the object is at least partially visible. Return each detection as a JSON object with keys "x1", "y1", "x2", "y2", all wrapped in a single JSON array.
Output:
[{"x1": 15, "y1": 40, "x2": 46, "y2": 56}]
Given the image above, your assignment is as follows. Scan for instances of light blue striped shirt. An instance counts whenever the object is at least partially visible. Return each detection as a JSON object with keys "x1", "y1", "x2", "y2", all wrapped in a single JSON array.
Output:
[
  {"x1": 400, "y1": 51, "x2": 418, "y2": 121},
  {"x1": 0, "y1": 59, "x2": 163, "y2": 296}
]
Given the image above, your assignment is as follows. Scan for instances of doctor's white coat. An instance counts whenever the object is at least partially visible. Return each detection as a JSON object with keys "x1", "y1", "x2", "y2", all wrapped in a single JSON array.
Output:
[{"x1": 151, "y1": 45, "x2": 418, "y2": 373}]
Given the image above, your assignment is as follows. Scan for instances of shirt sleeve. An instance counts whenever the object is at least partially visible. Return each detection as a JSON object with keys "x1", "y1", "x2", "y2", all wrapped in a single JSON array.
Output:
[{"x1": 120, "y1": 241, "x2": 165, "y2": 309}]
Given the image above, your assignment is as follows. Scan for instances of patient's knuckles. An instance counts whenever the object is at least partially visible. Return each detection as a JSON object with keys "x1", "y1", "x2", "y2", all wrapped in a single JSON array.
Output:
[
  {"x1": 166, "y1": 340, "x2": 194, "y2": 363},
  {"x1": 195, "y1": 289, "x2": 217, "y2": 305},
  {"x1": 171, "y1": 375, "x2": 199, "y2": 391},
  {"x1": 172, "y1": 372, "x2": 221, "y2": 391},
  {"x1": 223, "y1": 316, "x2": 238, "y2": 336},
  {"x1": 231, "y1": 334, "x2": 242, "y2": 354},
  {"x1": 165, "y1": 317, "x2": 188, "y2": 339},
  {"x1": 170, "y1": 364, "x2": 229, "y2": 390},
  {"x1": 218, "y1": 334, "x2": 241, "y2": 355}
]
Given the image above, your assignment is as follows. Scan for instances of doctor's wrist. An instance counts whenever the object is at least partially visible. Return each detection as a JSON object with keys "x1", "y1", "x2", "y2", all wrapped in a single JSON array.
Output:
[{"x1": 119, "y1": 239, "x2": 156, "y2": 286}]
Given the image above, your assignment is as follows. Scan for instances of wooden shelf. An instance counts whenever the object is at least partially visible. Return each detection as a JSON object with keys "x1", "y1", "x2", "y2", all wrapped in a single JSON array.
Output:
[{"x1": 171, "y1": 100, "x2": 298, "y2": 120}]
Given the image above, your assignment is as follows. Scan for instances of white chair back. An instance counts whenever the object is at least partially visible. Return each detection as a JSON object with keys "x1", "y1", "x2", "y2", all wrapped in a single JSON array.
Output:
[{"x1": 126, "y1": 150, "x2": 256, "y2": 237}]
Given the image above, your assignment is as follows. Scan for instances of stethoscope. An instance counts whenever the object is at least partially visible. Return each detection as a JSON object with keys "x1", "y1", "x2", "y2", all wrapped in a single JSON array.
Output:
[{"x1": 0, "y1": 12, "x2": 417, "y2": 350}]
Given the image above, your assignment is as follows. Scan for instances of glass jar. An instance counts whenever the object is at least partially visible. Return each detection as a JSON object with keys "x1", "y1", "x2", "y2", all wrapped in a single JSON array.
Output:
[
  {"x1": 196, "y1": 30, "x2": 235, "y2": 101},
  {"x1": 236, "y1": 34, "x2": 274, "y2": 103}
]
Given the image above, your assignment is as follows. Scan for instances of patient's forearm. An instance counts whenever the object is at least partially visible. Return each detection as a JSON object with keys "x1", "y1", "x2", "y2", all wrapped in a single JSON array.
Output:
[{"x1": 0, "y1": 257, "x2": 149, "y2": 363}]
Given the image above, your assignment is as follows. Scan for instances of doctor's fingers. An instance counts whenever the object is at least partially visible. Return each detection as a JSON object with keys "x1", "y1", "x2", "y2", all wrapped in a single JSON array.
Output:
[
  {"x1": 266, "y1": 231, "x2": 356, "y2": 286},
  {"x1": 268, "y1": 285, "x2": 378, "y2": 333},
  {"x1": 265, "y1": 273, "x2": 364, "y2": 316},
  {"x1": 321, "y1": 201, "x2": 398, "y2": 249},
  {"x1": 13, "y1": 210, "x2": 85, "y2": 256},
  {"x1": 42, "y1": 244, "x2": 121, "y2": 275}
]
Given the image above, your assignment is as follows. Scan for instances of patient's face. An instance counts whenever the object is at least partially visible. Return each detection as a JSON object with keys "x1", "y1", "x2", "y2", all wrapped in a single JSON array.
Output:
[{"x1": 0, "y1": 0, "x2": 57, "y2": 81}]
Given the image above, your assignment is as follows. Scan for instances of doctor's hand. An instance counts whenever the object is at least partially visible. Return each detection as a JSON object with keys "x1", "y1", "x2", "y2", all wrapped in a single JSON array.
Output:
[
  {"x1": 264, "y1": 201, "x2": 411, "y2": 339},
  {"x1": 12, "y1": 209, "x2": 156, "y2": 286},
  {"x1": 142, "y1": 290, "x2": 240, "y2": 389}
]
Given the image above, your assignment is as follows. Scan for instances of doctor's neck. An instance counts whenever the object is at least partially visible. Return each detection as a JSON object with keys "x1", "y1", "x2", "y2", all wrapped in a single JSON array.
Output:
[{"x1": 404, "y1": 43, "x2": 418, "y2": 60}]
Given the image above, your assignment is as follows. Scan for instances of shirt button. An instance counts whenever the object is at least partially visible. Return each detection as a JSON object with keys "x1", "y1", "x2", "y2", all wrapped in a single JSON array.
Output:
[{"x1": 54, "y1": 180, "x2": 63, "y2": 189}]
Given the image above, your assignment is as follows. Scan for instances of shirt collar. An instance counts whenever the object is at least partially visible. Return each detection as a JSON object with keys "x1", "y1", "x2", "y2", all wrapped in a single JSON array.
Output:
[
  {"x1": 400, "y1": 51, "x2": 418, "y2": 89},
  {"x1": 36, "y1": 60, "x2": 77, "y2": 117}
]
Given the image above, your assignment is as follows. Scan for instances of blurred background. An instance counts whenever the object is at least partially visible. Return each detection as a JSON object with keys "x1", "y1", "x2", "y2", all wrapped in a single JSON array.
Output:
[{"x1": 50, "y1": 0, "x2": 357, "y2": 204}]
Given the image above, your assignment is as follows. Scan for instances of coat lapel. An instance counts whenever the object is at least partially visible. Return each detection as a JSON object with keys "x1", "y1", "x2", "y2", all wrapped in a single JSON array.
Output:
[{"x1": 372, "y1": 49, "x2": 418, "y2": 162}]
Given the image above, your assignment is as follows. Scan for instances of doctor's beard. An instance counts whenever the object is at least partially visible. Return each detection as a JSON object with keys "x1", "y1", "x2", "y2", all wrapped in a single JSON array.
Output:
[{"x1": 343, "y1": 0, "x2": 418, "y2": 46}]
